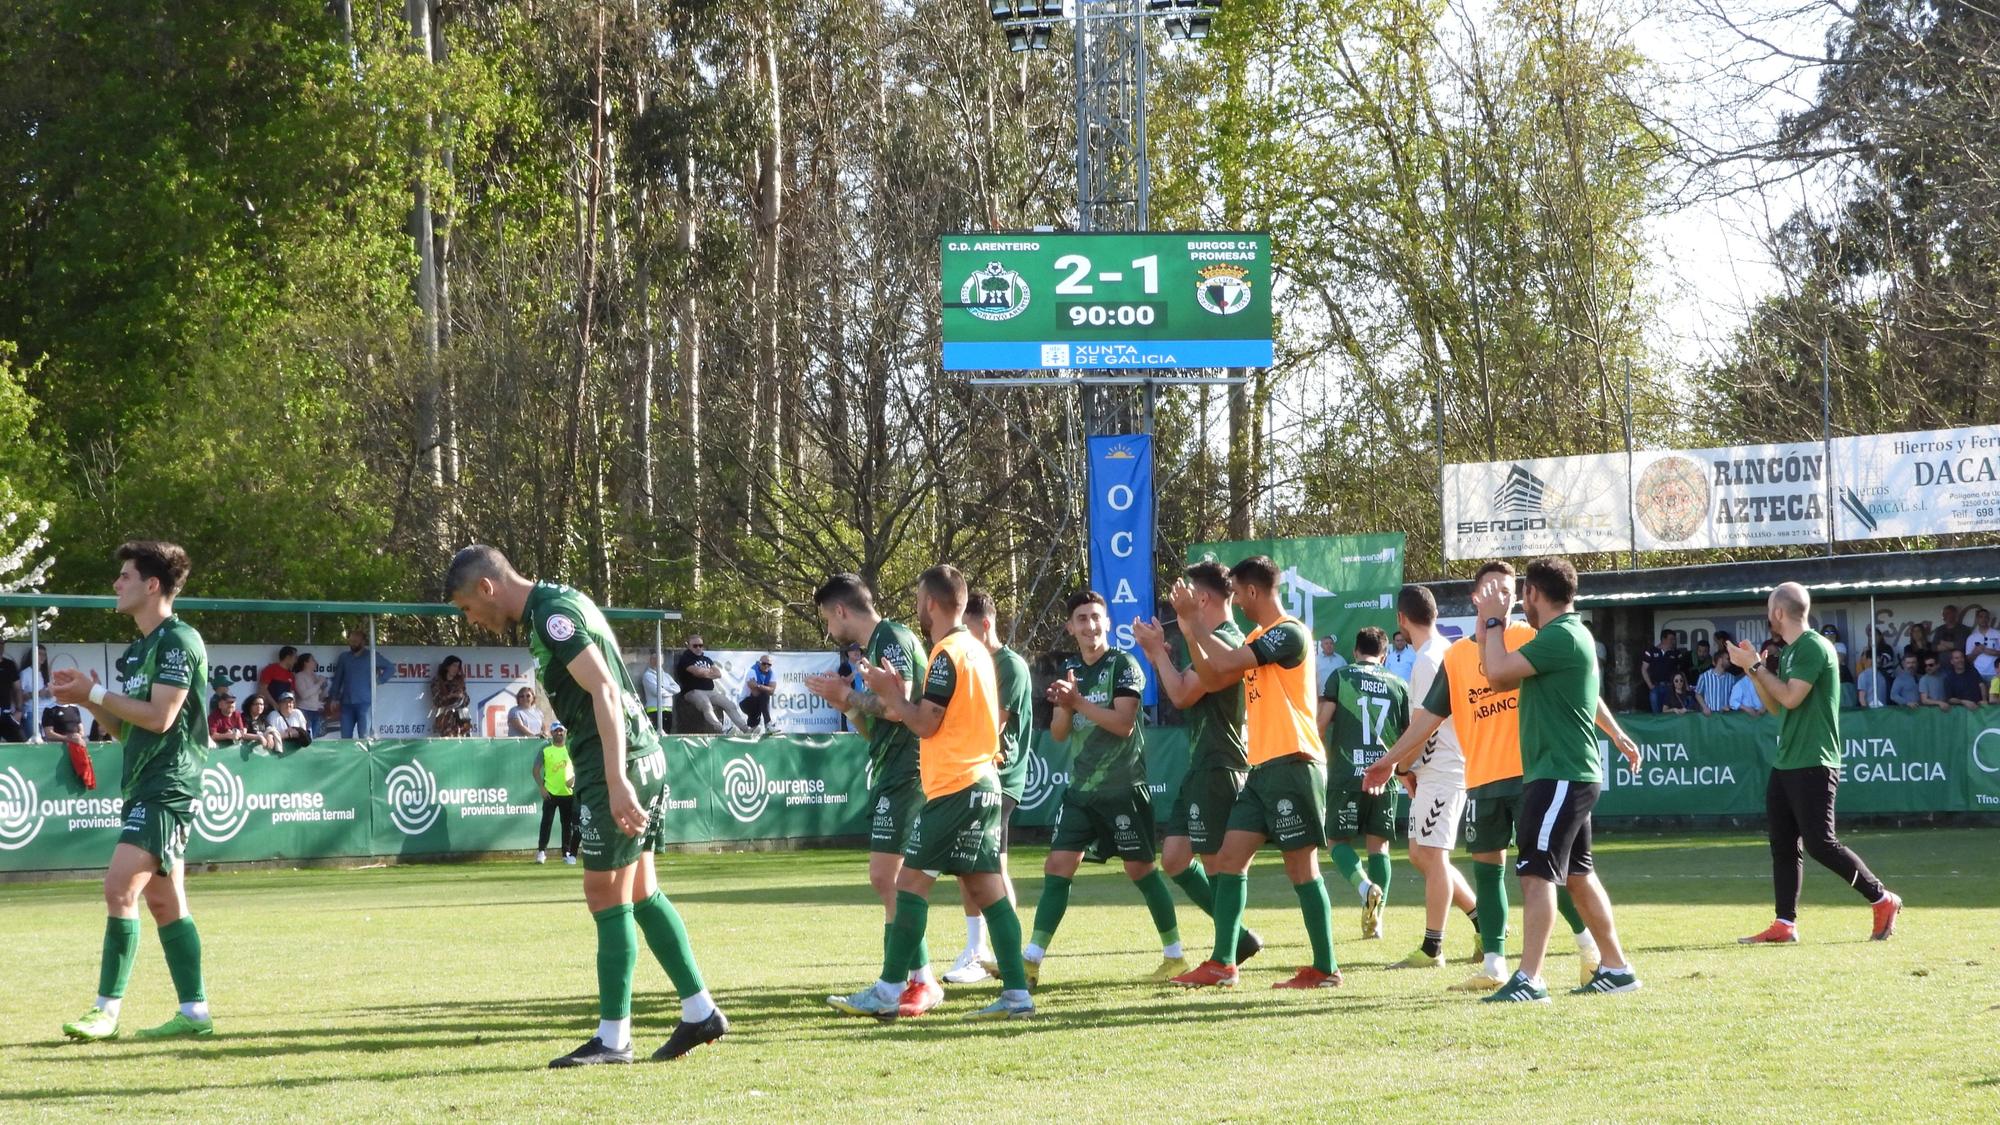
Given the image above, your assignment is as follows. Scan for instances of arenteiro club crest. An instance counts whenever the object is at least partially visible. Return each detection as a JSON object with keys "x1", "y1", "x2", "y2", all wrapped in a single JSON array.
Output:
[
  {"x1": 961, "y1": 262, "x2": 1030, "y2": 322},
  {"x1": 1196, "y1": 263, "x2": 1251, "y2": 315}
]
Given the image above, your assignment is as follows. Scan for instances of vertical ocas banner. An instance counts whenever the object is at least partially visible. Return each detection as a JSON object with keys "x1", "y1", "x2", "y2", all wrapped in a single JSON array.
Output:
[{"x1": 1088, "y1": 434, "x2": 1156, "y2": 704}]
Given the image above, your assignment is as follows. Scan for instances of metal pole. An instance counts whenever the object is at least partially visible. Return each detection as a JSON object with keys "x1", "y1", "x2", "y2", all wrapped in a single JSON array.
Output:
[
  {"x1": 1434, "y1": 380, "x2": 1447, "y2": 571},
  {"x1": 1822, "y1": 333, "x2": 1836, "y2": 559},
  {"x1": 367, "y1": 614, "x2": 379, "y2": 742},
  {"x1": 654, "y1": 618, "x2": 666, "y2": 734},
  {"x1": 1133, "y1": 2, "x2": 1149, "y2": 231},
  {"x1": 1623, "y1": 358, "x2": 1638, "y2": 571},
  {"x1": 1072, "y1": 3, "x2": 1090, "y2": 232},
  {"x1": 28, "y1": 613, "x2": 40, "y2": 743}
]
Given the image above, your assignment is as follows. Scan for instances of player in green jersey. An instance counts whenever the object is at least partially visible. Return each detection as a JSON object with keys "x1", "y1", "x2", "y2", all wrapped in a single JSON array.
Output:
[
  {"x1": 58, "y1": 541, "x2": 215, "y2": 1043},
  {"x1": 1131, "y1": 561, "x2": 1265, "y2": 966},
  {"x1": 447, "y1": 546, "x2": 724, "y2": 1065},
  {"x1": 1024, "y1": 591, "x2": 1186, "y2": 984},
  {"x1": 940, "y1": 590, "x2": 1032, "y2": 985},
  {"x1": 801, "y1": 573, "x2": 942, "y2": 1015},
  {"x1": 1318, "y1": 627, "x2": 1408, "y2": 940}
]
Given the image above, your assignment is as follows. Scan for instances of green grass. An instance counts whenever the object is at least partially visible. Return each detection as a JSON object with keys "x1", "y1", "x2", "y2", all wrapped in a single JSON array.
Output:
[{"x1": 3, "y1": 830, "x2": 1997, "y2": 1122}]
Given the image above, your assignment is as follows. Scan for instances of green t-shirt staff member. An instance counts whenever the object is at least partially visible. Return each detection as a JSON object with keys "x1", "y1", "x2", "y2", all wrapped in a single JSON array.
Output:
[
  {"x1": 1726, "y1": 582, "x2": 1903, "y2": 946},
  {"x1": 58, "y1": 540, "x2": 216, "y2": 1043},
  {"x1": 532, "y1": 723, "x2": 579, "y2": 865},
  {"x1": 1471, "y1": 556, "x2": 1640, "y2": 1003}
]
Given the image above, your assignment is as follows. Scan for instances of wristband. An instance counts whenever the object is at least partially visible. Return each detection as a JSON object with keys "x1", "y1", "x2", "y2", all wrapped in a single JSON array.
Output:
[
  {"x1": 1750, "y1": 660, "x2": 1765, "y2": 674},
  {"x1": 1483, "y1": 617, "x2": 1502, "y2": 630},
  {"x1": 88, "y1": 683, "x2": 108, "y2": 706}
]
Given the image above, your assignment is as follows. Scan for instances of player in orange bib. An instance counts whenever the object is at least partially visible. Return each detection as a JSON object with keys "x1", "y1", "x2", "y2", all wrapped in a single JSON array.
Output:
[
  {"x1": 1169, "y1": 556, "x2": 1343, "y2": 990},
  {"x1": 1365, "y1": 560, "x2": 1639, "y2": 991},
  {"x1": 826, "y1": 564, "x2": 1035, "y2": 1021}
]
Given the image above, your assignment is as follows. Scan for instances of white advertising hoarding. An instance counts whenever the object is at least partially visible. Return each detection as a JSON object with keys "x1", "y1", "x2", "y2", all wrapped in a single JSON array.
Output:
[
  {"x1": 1833, "y1": 425, "x2": 2000, "y2": 541},
  {"x1": 1444, "y1": 453, "x2": 1629, "y2": 560},
  {"x1": 1630, "y1": 441, "x2": 1829, "y2": 551}
]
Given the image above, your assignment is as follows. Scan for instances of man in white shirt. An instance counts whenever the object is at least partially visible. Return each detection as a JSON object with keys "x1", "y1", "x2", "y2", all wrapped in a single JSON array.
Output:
[
  {"x1": 1382, "y1": 631, "x2": 1418, "y2": 682},
  {"x1": 270, "y1": 691, "x2": 312, "y2": 750},
  {"x1": 1965, "y1": 608, "x2": 2000, "y2": 681},
  {"x1": 1317, "y1": 633, "x2": 1348, "y2": 675},
  {"x1": 18, "y1": 650, "x2": 51, "y2": 742}
]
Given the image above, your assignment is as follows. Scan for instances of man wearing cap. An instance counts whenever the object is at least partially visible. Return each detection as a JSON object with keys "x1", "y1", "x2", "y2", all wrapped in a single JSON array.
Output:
[
  {"x1": 269, "y1": 690, "x2": 311, "y2": 751},
  {"x1": 532, "y1": 723, "x2": 580, "y2": 865},
  {"x1": 741, "y1": 655, "x2": 778, "y2": 734}
]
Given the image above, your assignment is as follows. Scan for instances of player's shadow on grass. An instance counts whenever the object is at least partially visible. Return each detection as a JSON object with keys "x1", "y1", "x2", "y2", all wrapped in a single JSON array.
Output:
[{"x1": 2, "y1": 1062, "x2": 528, "y2": 1101}]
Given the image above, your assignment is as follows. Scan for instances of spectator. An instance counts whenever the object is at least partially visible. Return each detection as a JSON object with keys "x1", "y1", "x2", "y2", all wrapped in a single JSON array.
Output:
[
  {"x1": 1675, "y1": 630, "x2": 1697, "y2": 680},
  {"x1": 837, "y1": 641, "x2": 864, "y2": 733},
  {"x1": 1918, "y1": 655, "x2": 1948, "y2": 710},
  {"x1": 41, "y1": 701, "x2": 85, "y2": 742},
  {"x1": 1641, "y1": 629, "x2": 1682, "y2": 713},
  {"x1": 329, "y1": 628, "x2": 396, "y2": 738},
  {"x1": 1889, "y1": 654, "x2": 1922, "y2": 707},
  {"x1": 1966, "y1": 608, "x2": 2000, "y2": 681},
  {"x1": 532, "y1": 723, "x2": 579, "y2": 865},
  {"x1": 1820, "y1": 624, "x2": 1848, "y2": 668},
  {"x1": 291, "y1": 652, "x2": 327, "y2": 736},
  {"x1": 1695, "y1": 651, "x2": 1735, "y2": 714},
  {"x1": 0, "y1": 646, "x2": 21, "y2": 742},
  {"x1": 270, "y1": 690, "x2": 312, "y2": 750},
  {"x1": 1660, "y1": 671, "x2": 1705, "y2": 715},
  {"x1": 741, "y1": 654, "x2": 777, "y2": 733},
  {"x1": 210, "y1": 693, "x2": 254, "y2": 745},
  {"x1": 1854, "y1": 654, "x2": 1888, "y2": 709},
  {"x1": 1382, "y1": 630, "x2": 1417, "y2": 682},
  {"x1": 17, "y1": 649, "x2": 51, "y2": 741},
  {"x1": 429, "y1": 655, "x2": 471, "y2": 737},
  {"x1": 1317, "y1": 633, "x2": 1347, "y2": 675},
  {"x1": 673, "y1": 634, "x2": 750, "y2": 734},
  {"x1": 639, "y1": 652, "x2": 671, "y2": 733},
  {"x1": 1932, "y1": 605, "x2": 1970, "y2": 654},
  {"x1": 508, "y1": 686, "x2": 546, "y2": 738},
  {"x1": 1942, "y1": 649, "x2": 1987, "y2": 708},
  {"x1": 1729, "y1": 667, "x2": 1765, "y2": 713},
  {"x1": 1691, "y1": 638, "x2": 1713, "y2": 675},
  {"x1": 258, "y1": 645, "x2": 299, "y2": 707},
  {"x1": 1899, "y1": 622, "x2": 1931, "y2": 666},
  {"x1": 240, "y1": 694, "x2": 281, "y2": 751}
]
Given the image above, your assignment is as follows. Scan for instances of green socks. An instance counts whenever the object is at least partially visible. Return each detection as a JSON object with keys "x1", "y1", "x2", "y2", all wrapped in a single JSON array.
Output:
[
  {"x1": 880, "y1": 890, "x2": 930, "y2": 984},
  {"x1": 1474, "y1": 861, "x2": 1508, "y2": 956},
  {"x1": 1295, "y1": 878, "x2": 1337, "y2": 974},
  {"x1": 1172, "y1": 862, "x2": 1217, "y2": 916},
  {"x1": 98, "y1": 916, "x2": 139, "y2": 1000},
  {"x1": 981, "y1": 897, "x2": 1031, "y2": 992},
  {"x1": 1557, "y1": 887, "x2": 1587, "y2": 935},
  {"x1": 1030, "y1": 875, "x2": 1073, "y2": 949},
  {"x1": 1135, "y1": 869, "x2": 1181, "y2": 947},
  {"x1": 593, "y1": 903, "x2": 638, "y2": 1020},
  {"x1": 1329, "y1": 842, "x2": 1365, "y2": 888},
  {"x1": 633, "y1": 891, "x2": 705, "y2": 999},
  {"x1": 157, "y1": 916, "x2": 205, "y2": 1004},
  {"x1": 1210, "y1": 873, "x2": 1248, "y2": 965},
  {"x1": 1365, "y1": 852, "x2": 1392, "y2": 901}
]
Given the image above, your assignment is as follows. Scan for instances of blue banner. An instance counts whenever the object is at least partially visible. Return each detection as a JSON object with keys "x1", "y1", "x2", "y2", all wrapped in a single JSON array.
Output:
[
  {"x1": 1087, "y1": 433, "x2": 1156, "y2": 705},
  {"x1": 943, "y1": 339, "x2": 1274, "y2": 371}
]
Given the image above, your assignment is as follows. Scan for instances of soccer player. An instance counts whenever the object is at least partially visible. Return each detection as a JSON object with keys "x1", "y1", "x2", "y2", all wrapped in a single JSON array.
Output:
[
  {"x1": 1366, "y1": 561, "x2": 1638, "y2": 991},
  {"x1": 58, "y1": 541, "x2": 215, "y2": 1042},
  {"x1": 940, "y1": 590, "x2": 1029, "y2": 984},
  {"x1": 801, "y1": 574, "x2": 941, "y2": 1014},
  {"x1": 1318, "y1": 626, "x2": 1407, "y2": 940},
  {"x1": 1131, "y1": 561, "x2": 1264, "y2": 966},
  {"x1": 1362, "y1": 585, "x2": 1480, "y2": 971},
  {"x1": 826, "y1": 565, "x2": 1034, "y2": 1020},
  {"x1": 1023, "y1": 591, "x2": 1185, "y2": 983},
  {"x1": 1471, "y1": 556, "x2": 1641, "y2": 1001},
  {"x1": 1729, "y1": 582, "x2": 1902, "y2": 944},
  {"x1": 1171, "y1": 555, "x2": 1343, "y2": 990},
  {"x1": 446, "y1": 546, "x2": 724, "y2": 1065}
]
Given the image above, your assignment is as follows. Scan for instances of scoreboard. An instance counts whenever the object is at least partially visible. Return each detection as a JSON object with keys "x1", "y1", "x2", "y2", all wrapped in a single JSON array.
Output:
[{"x1": 940, "y1": 231, "x2": 1273, "y2": 371}]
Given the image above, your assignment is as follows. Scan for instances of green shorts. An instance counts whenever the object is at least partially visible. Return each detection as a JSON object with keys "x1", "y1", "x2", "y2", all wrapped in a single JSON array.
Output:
[
  {"x1": 1051, "y1": 784, "x2": 1157, "y2": 863},
  {"x1": 1462, "y1": 777, "x2": 1524, "y2": 855},
  {"x1": 576, "y1": 747, "x2": 669, "y2": 872},
  {"x1": 1326, "y1": 783, "x2": 1398, "y2": 841},
  {"x1": 903, "y1": 777, "x2": 1006, "y2": 876},
  {"x1": 1227, "y1": 756, "x2": 1328, "y2": 852},
  {"x1": 868, "y1": 771, "x2": 925, "y2": 855},
  {"x1": 118, "y1": 800, "x2": 192, "y2": 874},
  {"x1": 1164, "y1": 766, "x2": 1248, "y2": 856}
]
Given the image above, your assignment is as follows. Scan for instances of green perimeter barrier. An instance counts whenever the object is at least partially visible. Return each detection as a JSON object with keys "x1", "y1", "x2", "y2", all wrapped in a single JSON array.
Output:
[{"x1": 2, "y1": 711, "x2": 1997, "y2": 873}]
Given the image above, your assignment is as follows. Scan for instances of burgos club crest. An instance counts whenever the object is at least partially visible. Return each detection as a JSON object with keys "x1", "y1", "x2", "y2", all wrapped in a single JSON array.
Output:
[
  {"x1": 961, "y1": 262, "x2": 1030, "y2": 322},
  {"x1": 1196, "y1": 263, "x2": 1252, "y2": 315}
]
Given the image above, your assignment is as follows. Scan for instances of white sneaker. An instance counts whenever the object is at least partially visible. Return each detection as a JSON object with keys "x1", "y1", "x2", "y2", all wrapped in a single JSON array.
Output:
[
  {"x1": 942, "y1": 947, "x2": 992, "y2": 985},
  {"x1": 564, "y1": 855, "x2": 577, "y2": 865},
  {"x1": 535, "y1": 851, "x2": 547, "y2": 864}
]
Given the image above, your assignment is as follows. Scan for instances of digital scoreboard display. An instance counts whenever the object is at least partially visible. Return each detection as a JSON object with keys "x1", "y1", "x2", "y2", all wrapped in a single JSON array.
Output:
[{"x1": 940, "y1": 231, "x2": 1273, "y2": 370}]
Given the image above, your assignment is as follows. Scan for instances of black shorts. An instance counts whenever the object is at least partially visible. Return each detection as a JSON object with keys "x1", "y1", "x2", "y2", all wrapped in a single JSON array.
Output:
[{"x1": 1514, "y1": 778, "x2": 1599, "y2": 882}]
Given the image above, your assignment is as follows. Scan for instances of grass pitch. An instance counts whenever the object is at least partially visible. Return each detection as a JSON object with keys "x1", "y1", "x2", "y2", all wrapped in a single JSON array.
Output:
[{"x1": 2, "y1": 829, "x2": 1996, "y2": 1122}]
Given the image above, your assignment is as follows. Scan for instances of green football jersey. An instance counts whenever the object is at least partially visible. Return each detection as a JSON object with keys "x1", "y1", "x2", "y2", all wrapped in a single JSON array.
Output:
[
  {"x1": 1775, "y1": 630, "x2": 1842, "y2": 771},
  {"x1": 860, "y1": 617, "x2": 924, "y2": 786},
  {"x1": 1174, "y1": 621, "x2": 1248, "y2": 772},
  {"x1": 993, "y1": 645, "x2": 1035, "y2": 801},
  {"x1": 1515, "y1": 611, "x2": 1602, "y2": 784},
  {"x1": 1065, "y1": 648, "x2": 1147, "y2": 793},
  {"x1": 524, "y1": 582, "x2": 658, "y2": 789},
  {"x1": 114, "y1": 615, "x2": 210, "y2": 811},
  {"x1": 1322, "y1": 661, "x2": 1409, "y2": 780}
]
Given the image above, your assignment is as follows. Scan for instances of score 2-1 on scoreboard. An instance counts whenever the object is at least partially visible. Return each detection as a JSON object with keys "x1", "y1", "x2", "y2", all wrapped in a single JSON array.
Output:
[{"x1": 940, "y1": 231, "x2": 1272, "y2": 371}]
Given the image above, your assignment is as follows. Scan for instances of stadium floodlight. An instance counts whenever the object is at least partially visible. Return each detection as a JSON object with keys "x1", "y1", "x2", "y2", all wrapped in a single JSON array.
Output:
[
  {"x1": 989, "y1": 0, "x2": 1015, "y2": 20},
  {"x1": 1186, "y1": 13, "x2": 1214, "y2": 37},
  {"x1": 1037, "y1": 0, "x2": 1067, "y2": 17},
  {"x1": 1163, "y1": 15, "x2": 1189, "y2": 39},
  {"x1": 1146, "y1": 0, "x2": 1174, "y2": 10},
  {"x1": 1029, "y1": 22, "x2": 1055, "y2": 50},
  {"x1": 1005, "y1": 23, "x2": 1032, "y2": 50}
]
